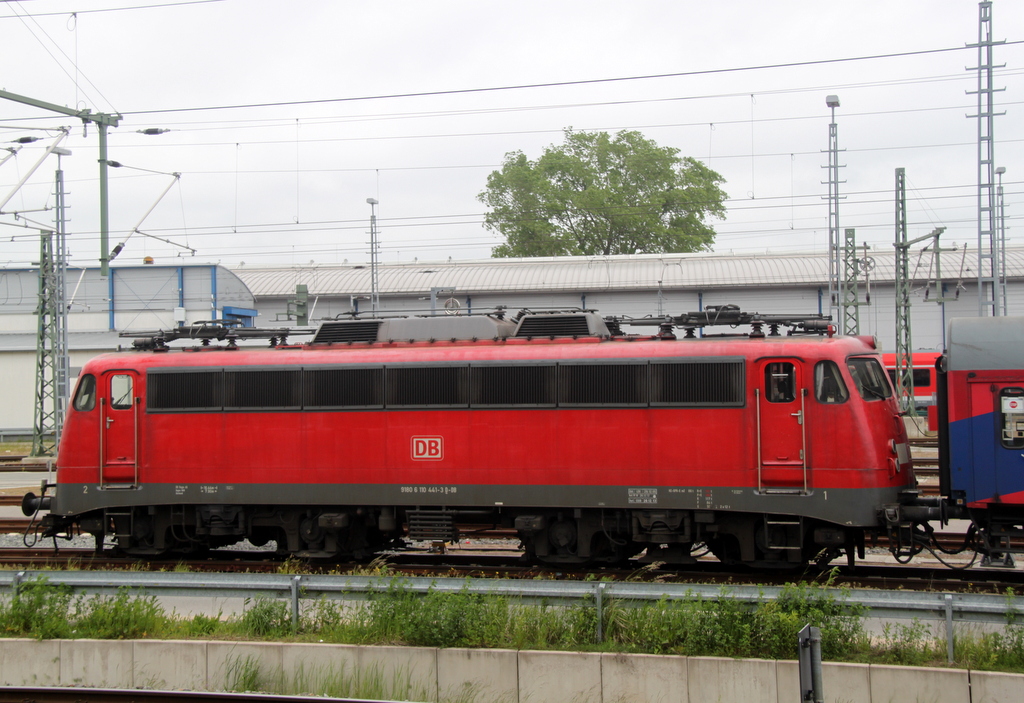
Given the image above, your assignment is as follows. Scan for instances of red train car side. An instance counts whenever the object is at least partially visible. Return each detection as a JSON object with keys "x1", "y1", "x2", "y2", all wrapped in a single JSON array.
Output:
[{"x1": 28, "y1": 310, "x2": 913, "y2": 568}]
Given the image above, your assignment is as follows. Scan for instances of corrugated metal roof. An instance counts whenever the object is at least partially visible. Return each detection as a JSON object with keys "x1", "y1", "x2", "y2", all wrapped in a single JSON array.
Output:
[
  {"x1": 0, "y1": 331, "x2": 122, "y2": 353},
  {"x1": 234, "y1": 248, "x2": 1024, "y2": 298}
]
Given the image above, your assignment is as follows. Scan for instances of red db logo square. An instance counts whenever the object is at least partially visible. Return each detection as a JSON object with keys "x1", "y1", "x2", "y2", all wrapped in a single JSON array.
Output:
[{"x1": 412, "y1": 436, "x2": 444, "y2": 460}]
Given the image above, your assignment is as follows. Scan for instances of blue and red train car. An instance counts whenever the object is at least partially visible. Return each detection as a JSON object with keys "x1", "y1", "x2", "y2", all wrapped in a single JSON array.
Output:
[
  {"x1": 935, "y1": 316, "x2": 1024, "y2": 564},
  {"x1": 26, "y1": 308, "x2": 917, "y2": 568}
]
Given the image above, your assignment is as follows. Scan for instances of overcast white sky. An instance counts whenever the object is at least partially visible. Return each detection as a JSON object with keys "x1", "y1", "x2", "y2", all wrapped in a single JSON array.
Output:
[{"x1": 1, "y1": 0, "x2": 1022, "y2": 271}]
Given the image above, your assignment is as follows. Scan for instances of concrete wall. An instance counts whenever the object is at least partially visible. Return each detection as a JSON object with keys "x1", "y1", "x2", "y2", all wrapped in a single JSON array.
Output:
[{"x1": 0, "y1": 639, "x2": 1020, "y2": 703}]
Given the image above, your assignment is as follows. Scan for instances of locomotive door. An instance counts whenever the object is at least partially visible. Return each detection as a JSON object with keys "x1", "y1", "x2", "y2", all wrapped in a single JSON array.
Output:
[
  {"x1": 756, "y1": 359, "x2": 808, "y2": 492},
  {"x1": 100, "y1": 370, "x2": 140, "y2": 486}
]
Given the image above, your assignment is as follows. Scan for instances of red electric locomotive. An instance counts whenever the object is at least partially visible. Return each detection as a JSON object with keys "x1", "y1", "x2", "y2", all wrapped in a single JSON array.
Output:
[{"x1": 26, "y1": 307, "x2": 914, "y2": 568}]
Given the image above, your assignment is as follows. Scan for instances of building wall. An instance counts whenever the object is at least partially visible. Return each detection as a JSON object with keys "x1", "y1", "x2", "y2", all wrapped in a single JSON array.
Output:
[{"x1": 0, "y1": 265, "x2": 255, "y2": 435}]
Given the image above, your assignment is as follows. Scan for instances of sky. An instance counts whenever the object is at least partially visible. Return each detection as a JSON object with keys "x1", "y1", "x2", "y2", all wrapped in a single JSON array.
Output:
[{"x1": 1, "y1": 0, "x2": 1022, "y2": 272}]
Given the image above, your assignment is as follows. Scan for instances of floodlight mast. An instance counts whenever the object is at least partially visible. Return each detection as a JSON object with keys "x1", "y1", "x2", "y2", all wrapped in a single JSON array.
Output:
[{"x1": 0, "y1": 89, "x2": 122, "y2": 276}]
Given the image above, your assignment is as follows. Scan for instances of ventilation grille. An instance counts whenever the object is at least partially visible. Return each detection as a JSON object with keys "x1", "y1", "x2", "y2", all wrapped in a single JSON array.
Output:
[
  {"x1": 312, "y1": 321, "x2": 382, "y2": 344},
  {"x1": 470, "y1": 365, "x2": 557, "y2": 406},
  {"x1": 516, "y1": 314, "x2": 594, "y2": 337},
  {"x1": 386, "y1": 366, "x2": 469, "y2": 407},
  {"x1": 304, "y1": 368, "x2": 384, "y2": 408},
  {"x1": 224, "y1": 370, "x2": 302, "y2": 409},
  {"x1": 651, "y1": 360, "x2": 744, "y2": 406},
  {"x1": 559, "y1": 364, "x2": 647, "y2": 405},
  {"x1": 149, "y1": 370, "x2": 222, "y2": 411},
  {"x1": 406, "y1": 509, "x2": 459, "y2": 542}
]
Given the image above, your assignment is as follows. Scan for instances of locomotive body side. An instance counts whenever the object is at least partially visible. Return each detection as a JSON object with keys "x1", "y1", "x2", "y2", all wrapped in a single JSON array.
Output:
[{"x1": 41, "y1": 325, "x2": 912, "y2": 567}]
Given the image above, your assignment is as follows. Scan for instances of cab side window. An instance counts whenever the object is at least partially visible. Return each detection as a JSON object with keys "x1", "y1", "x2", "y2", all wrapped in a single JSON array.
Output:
[
  {"x1": 73, "y1": 374, "x2": 97, "y2": 412},
  {"x1": 814, "y1": 361, "x2": 849, "y2": 404},
  {"x1": 765, "y1": 362, "x2": 795, "y2": 403},
  {"x1": 110, "y1": 374, "x2": 134, "y2": 410}
]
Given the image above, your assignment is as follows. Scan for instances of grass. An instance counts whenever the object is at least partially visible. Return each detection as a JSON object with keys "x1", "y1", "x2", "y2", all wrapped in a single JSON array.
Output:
[
  {"x1": 0, "y1": 576, "x2": 1022, "y2": 675},
  {"x1": 225, "y1": 655, "x2": 438, "y2": 702}
]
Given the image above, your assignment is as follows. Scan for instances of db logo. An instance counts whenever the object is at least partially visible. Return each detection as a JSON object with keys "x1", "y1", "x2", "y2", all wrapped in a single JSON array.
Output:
[{"x1": 412, "y1": 436, "x2": 444, "y2": 461}]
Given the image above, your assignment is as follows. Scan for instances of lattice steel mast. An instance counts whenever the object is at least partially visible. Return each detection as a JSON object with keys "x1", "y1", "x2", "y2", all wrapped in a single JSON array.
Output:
[
  {"x1": 968, "y1": 1, "x2": 1005, "y2": 316},
  {"x1": 841, "y1": 228, "x2": 863, "y2": 335},
  {"x1": 31, "y1": 162, "x2": 70, "y2": 456},
  {"x1": 824, "y1": 95, "x2": 845, "y2": 332}
]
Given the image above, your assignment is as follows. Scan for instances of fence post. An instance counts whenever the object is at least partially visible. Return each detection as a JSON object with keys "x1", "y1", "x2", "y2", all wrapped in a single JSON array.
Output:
[
  {"x1": 944, "y1": 594, "x2": 955, "y2": 663},
  {"x1": 12, "y1": 571, "x2": 25, "y2": 597},
  {"x1": 595, "y1": 582, "x2": 606, "y2": 642},
  {"x1": 290, "y1": 575, "x2": 301, "y2": 632},
  {"x1": 798, "y1": 623, "x2": 823, "y2": 703}
]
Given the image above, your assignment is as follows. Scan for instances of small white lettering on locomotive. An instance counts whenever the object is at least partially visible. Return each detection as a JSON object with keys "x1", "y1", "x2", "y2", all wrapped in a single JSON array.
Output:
[
  {"x1": 399, "y1": 485, "x2": 458, "y2": 494},
  {"x1": 628, "y1": 488, "x2": 657, "y2": 504},
  {"x1": 411, "y1": 436, "x2": 444, "y2": 460}
]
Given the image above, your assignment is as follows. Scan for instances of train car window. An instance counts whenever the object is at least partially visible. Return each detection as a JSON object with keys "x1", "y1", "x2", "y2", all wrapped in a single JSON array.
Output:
[
  {"x1": 885, "y1": 368, "x2": 932, "y2": 387},
  {"x1": 110, "y1": 374, "x2": 134, "y2": 409},
  {"x1": 999, "y1": 388, "x2": 1024, "y2": 450},
  {"x1": 224, "y1": 369, "x2": 302, "y2": 410},
  {"x1": 846, "y1": 358, "x2": 892, "y2": 401},
  {"x1": 386, "y1": 366, "x2": 469, "y2": 407},
  {"x1": 148, "y1": 370, "x2": 223, "y2": 411},
  {"x1": 650, "y1": 359, "x2": 744, "y2": 406},
  {"x1": 72, "y1": 374, "x2": 97, "y2": 411},
  {"x1": 470, "y1": 365, "x2": 557, "y2": 407},
  {"x1": 304, "y1": 367, "x2": 384, "y2": 409},
  {"x1": 764, "y1": 362, "x2": 795, "y2": 403},
  {"x1": 558, "y1": 363, "x2": 647, "y2": 406},
  {"x1": 814, "y1": 361, "x2": 849, "y2": 404}
]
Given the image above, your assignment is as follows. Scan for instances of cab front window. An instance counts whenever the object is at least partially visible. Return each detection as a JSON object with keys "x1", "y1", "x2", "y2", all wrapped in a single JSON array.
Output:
[
  {"x1": 72, "y1": 374, "x2": 97, "y2": 411},
  {"x1": 846, "y1": 358, "x2": 891, "y2": 401}
]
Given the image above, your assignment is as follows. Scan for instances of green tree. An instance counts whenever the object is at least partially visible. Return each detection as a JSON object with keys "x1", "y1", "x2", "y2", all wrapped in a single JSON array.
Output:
[{"x1": 480, "y1": 129, "x2": 727, "y2": 257}]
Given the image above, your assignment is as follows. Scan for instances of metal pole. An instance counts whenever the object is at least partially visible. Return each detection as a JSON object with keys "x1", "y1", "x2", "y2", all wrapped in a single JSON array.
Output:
[
  {"x1": 367, "y1": 198, "x2": 380, "y2": 313},
  {"x1": 290, "y1": 575, "x2": 301, "y2": 632},
  {"x1": 825, "y1": 95, "x2": 842, "y2": 334},
  {"x1": 798, "y1": 624, "x2": 824, "y2": 703},
  {"x1": 996, "y1": 167, "x2": 1008, "y2": 315},
  {"x1": 99, "y1": 123, "x2": 111, "y2": 277},
  {"x1": 944, "y1": 594, "x2": 955, "y2": 663}
]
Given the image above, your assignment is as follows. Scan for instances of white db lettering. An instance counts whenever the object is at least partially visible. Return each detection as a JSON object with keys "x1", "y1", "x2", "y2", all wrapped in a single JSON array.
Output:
[{"x1": 412, "y1": 436, "x2": 443, "y2": 460}]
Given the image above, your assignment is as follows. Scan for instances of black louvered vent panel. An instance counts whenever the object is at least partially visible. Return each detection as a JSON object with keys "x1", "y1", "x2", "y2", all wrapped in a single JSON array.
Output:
[
  {"x1": 515, "y1": 315, "x2": 592, "y2": 337},
  {"x1": 470, "y1": 365, "x2": 557, "y2": 406},
  {"x1": 224, "y1": 370, "x2": 302, "y2": 409},
  {"x1": 305, "y1": 368, "x2": 384, "y2": 408},
  {"x1": 387, "y1": 366, "x2": 469, "y2": 406},
  {"x1": 406, "y1": 510, "x2": 459, "y2": 541},
  {"x1": 651, "y1": 361, "x2": 745, "y2": 406},
  {"x1": 148, "y1": 371, "x2": 223, "y2": 411},
  {"x1": 312, "y1": 321, "x2": 382, "y2": 344},
  {"x1": 558, "y1": 364, "x2": 647, "y2": 405}
]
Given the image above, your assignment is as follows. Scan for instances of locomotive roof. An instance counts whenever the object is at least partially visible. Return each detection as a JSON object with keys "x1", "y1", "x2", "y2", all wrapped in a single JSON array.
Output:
[
  {"x1": 946, "y1": 316, "x2": 1024, "y2": 371},
  {"x1": 85, "y1": 330, "x2": 879, "y2": 373}
]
